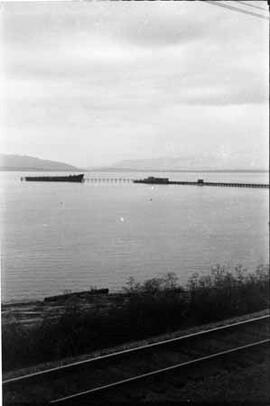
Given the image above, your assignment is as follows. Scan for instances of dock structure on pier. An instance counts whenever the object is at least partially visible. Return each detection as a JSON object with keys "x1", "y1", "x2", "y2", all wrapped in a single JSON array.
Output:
[{"x1": 133, "y1": 177, "x2": 269, "y2": 189}]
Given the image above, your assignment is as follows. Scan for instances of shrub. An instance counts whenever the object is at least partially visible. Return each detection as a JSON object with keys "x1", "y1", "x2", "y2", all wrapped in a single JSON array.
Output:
[{"x1": 2, "y1": 266, "x2": 269, "y2": 372}]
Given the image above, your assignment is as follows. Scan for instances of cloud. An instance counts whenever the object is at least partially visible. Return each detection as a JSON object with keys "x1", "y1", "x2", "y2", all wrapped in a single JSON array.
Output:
[
  {"x1": 1, "y1": 2, "x2": 209, "y2": 50},
  {"x1": 1, "y1": 1, "x2": 268, "y2": 167}
]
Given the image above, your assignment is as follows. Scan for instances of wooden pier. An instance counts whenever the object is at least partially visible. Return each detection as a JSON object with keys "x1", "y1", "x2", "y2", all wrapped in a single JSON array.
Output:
[
  {"x1": 86, "y1": 178, "x2": 132, "y2": 183},
  {"x1": 133, "y1": 177, "x2": 269, "y2": 189},
  {"x1": 83, "y1": 177, "x2": 269, "y2": 188},
  {"x1": 169, "y1": 180, "x2": 269, "y2": 188}
]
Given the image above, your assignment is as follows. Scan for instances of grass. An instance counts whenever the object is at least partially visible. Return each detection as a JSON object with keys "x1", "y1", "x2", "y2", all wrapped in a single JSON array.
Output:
[{"x1": 2, "y1": 264, "x2": 269, "y2": 372}]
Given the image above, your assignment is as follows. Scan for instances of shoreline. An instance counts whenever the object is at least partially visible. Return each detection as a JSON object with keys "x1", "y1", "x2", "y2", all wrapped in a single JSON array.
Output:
[
  {"x1": 2, "y1": 266, "x2": 269, "y2": 373},
  {"x1": 1, "y1": 289, "x2": 130, "y2": 328}
]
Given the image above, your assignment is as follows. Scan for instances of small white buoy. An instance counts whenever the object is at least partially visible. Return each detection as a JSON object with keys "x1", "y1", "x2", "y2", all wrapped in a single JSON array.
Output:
[{"x1": 120, "y1": 217, "x2": 125, "y2": 222}]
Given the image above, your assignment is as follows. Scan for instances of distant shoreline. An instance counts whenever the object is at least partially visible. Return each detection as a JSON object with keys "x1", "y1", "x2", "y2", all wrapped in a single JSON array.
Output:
[
  {"x1": 1, "y1": 168, "x2": 268, "y2": 173},
  {"x1": 87, "y1": 168, "x2": 269, "y2": 173}
]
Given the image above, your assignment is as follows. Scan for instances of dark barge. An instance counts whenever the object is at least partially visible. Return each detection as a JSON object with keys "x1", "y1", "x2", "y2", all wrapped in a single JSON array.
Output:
[
  {"x1": 134, "y1": 176, "x2": 169, "y2": 184},
  {"x1": 133, "y1": 177, "x2": 269, "y2": 189},
  {"x1": 22, "y1": 174, "x2": 84, "y2": 183}
]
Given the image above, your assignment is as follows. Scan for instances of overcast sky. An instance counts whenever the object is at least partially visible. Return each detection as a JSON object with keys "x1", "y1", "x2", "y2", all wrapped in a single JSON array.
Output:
[{"x1": 1, "y1": 1, "x2": 269, "y2": 168}]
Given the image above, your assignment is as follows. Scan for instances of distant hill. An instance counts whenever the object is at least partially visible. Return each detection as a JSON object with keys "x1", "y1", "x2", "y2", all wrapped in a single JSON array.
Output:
[
  {"x1": 0, "y1": 154, "x2": 80, "y2": 172},
  {"x1": 98, "y1": 155, "x2": 268, "y2": 172}
]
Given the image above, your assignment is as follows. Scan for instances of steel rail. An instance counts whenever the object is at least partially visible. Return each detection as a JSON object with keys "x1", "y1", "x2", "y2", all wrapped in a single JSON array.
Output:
[
  {"x1": 50, "y1": 338, "x2": 270, "y2": 404},
  {"x1": 237, "y1": 1, "x2": 268, "y2": 11},
  {"x1": 3, "y1": 313, "x2": 269, "y2": 385},
  {"x1": 204, "y1": 0, "x2": 269, "y2": 20}
]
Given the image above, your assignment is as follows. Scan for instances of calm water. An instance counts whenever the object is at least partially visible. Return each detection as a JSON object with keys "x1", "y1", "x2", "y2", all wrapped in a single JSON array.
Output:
[{"x1": 1, "y1": 171, "x2": 269, "y2": 302}]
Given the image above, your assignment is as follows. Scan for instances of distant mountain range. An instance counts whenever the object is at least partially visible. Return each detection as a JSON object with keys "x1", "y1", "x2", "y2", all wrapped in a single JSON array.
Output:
[
  {"x1": 1, "y1": 154, "x2": 267, "y2": 172},
  {"x1": 0, "y1": 154, "x2": 80, "y2": 172},
  {"x1": 96, "y1": 156, "x2": 268, "y2": 172}
]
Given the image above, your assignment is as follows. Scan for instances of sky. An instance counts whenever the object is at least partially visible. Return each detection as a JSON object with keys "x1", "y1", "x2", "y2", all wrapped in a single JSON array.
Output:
[{"x1": 0, "y1": 1, "x2": 269, "y2": 168}]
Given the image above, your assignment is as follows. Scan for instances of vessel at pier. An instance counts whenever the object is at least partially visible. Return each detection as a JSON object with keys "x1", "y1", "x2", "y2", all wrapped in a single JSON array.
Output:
[
  {"x1": 133, "y1": 176, "x2": 169, "y2": 184},
  {"x1": 22, "y1": 174, "x2": 84, "y2": 183}
]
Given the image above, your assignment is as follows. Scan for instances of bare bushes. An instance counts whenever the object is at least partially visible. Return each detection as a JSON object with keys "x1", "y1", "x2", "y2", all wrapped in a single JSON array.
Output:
[
  {"x1": 187, "y1": 265, "x2": 269, "y2": 323},
  {"x1": 2, "y1": 265, "x2": 269, "y2": 372}
]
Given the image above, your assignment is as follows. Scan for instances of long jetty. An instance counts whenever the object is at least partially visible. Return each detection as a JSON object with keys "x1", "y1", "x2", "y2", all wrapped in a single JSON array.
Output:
[
  {"x1": 133, "y1": 177, "x2": 269, "y2": 189},
  {"x1": 83, "y1": 177, "x2": 269, "y2": 188},
  {"x1": 86, "y1": 178, "x2": 132, "y2": 183},
  {"x1": 169, "y1": 180, "x2": 269, "y2": 189}
]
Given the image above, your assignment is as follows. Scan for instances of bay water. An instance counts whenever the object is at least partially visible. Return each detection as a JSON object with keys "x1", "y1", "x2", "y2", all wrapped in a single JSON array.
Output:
[{"x1": 1, "y1": 171, "x2": 269, "y2": 302}]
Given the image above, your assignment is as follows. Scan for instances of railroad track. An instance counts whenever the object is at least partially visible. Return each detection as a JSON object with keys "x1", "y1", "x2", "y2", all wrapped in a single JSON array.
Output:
[{"x1": 3, "y1": 314, "x2": 270, "y2": 405}]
